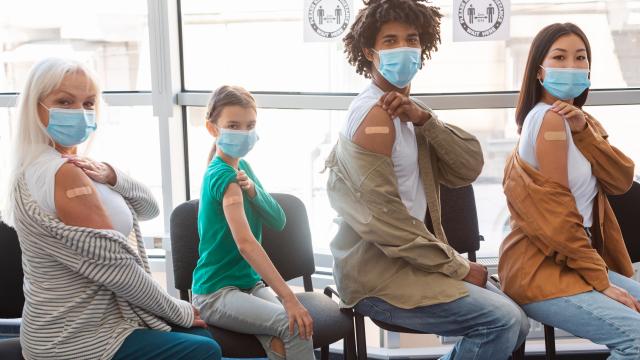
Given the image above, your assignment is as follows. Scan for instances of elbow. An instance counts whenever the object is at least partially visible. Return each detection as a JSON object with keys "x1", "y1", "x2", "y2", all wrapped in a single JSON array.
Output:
[{"x1": 237, "y1": 237, "x2": 258, "y2": 257}]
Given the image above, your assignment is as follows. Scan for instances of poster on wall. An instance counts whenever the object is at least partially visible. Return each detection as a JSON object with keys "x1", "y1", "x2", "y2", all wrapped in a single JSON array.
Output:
[
  {"x1": 304, "y1": 0, "x2": 353, "y2": 42},
  {"x1": 453, "y1": 0, "x2": 510, "y2": 41}
]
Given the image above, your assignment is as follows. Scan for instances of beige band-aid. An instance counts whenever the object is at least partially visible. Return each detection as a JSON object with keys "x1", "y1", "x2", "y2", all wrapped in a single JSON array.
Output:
[
  {"x1": 543, "y1": 131, "x2": 567, "y2": 141},
  {"x1": 364, "y1": 126, "x2": 390, "y2": 135},
  {"x1": 223, "y1": 196, "x2": 243, "y2": 207},
  {"x1": 66, "y1": 186, "x2": 93, "y2": 198}
]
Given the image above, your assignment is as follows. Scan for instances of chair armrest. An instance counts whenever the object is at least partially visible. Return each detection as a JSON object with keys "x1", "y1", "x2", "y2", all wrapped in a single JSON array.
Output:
[
  {"x1": 324, "y1": 286, "x2": 341, "y2": 299},
  {"x1": 488, "y1": 274, "x2": 501, "y2": 288}
]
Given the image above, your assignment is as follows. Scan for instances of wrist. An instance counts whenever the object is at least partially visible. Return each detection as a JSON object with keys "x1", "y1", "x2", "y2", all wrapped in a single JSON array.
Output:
[
  {"x1": 414, "y1": 109, "x2": 431, "y2": 126},
  {"x1": 103, "y1": 163, "x2": 117, "y2": 186},
  {"x1": 572, "y1": 120, "x2": 588, "y2": 134}
]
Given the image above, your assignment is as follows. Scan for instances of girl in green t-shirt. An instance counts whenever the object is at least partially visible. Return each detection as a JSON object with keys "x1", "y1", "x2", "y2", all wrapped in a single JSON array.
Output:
[{"x1": 191, "y1": 85, "x2": 315, "y2": 360}]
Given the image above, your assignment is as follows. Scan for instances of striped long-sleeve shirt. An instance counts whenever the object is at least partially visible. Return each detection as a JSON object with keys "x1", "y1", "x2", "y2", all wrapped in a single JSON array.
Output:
[{"x1": 13, "y1": 168, "x2": 194, "y2": 360}]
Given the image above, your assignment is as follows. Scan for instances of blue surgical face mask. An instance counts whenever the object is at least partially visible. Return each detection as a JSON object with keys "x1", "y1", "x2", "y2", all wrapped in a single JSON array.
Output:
[
  {"x1": 41, "y1": 104, "x2": 97, "y2": 147},
  {"x1": 216, "y1": 128, "x2": 258, "y2": 158},
  {"x1": 374, "y1": 47, "x2": 422, "y2": 89},
  {"x1": 539, "y1": 66, "x2": 591, "y2": 100}
]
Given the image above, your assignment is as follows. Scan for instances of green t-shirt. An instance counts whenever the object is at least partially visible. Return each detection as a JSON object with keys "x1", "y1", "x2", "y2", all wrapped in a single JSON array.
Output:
[{"x1": 192, "y1": 156, "x2": 286, "y2": 295}]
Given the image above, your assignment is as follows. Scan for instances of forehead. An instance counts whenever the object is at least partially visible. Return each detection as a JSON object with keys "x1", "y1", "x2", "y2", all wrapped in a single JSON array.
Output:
[
  {"x1": 50, "y1": 71, "x2": 97, "y2": 97},
  {"x1": 376, "y1": 21, "x2": 419, "y2": 38},
  {"x1": 548, "y1": 33, "x2": 586, "y2": 52},
  {"x1": 218, "y1": 105, "x2": 257, "y2": 122}
]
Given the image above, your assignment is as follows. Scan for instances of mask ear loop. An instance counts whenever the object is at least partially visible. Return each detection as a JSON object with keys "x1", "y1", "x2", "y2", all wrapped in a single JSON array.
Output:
[{"x1": 538, "y1": 65, "x2": 545, "y2": 87}]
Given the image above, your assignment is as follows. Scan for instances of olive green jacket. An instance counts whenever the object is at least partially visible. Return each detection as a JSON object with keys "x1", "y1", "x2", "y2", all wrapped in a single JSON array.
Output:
[{"x1": 325, "y1": 108, "x2": 484, "y2": 309}]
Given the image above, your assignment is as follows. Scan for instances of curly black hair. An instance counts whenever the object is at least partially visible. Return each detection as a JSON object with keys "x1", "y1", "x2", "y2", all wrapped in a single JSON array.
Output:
[{"x1": 344, "y1": 0, "x2": 443, "y2": 78}]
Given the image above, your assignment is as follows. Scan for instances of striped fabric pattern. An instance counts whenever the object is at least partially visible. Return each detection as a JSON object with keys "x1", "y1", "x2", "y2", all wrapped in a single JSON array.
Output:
[{"x1": 13, "y1": 168, "x2": 194, "y2": 360}]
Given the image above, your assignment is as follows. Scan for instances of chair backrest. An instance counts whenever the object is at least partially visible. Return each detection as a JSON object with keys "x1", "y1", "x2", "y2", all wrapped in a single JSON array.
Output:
[
  {"x1": 438, "y1": 184, "x2": 482, "y2": 261},
  {"x1": 607, "y1": 181, "x2": 640, "y2": 263},
  {"x1": 169, "y1": 193, "x2": 317, "y2": 298},
  {"x1": 0, "y1": 222, "x2": 24, "y2": 318}
]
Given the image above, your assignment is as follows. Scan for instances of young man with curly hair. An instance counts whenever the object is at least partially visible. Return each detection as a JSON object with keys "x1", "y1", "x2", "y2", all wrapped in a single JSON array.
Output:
[{"x1": 325, "y1": 1, "x2": 529, "y2": 358}]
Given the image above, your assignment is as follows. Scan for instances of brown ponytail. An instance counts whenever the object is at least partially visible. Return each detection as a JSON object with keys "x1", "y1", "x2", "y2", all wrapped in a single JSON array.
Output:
[{"x1": 205, "y1": 85, "x2": 257, "y2": 163}]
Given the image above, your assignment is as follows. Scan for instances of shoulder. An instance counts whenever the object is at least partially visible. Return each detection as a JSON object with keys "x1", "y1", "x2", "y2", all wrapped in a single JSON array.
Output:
[
  {"x1": 521, "y1": 103, "x2": 557, "y2": 136},
  {"x1": 55, "y1": 163, "x2": 95, "y2": 193},
  {"x1": 352, "y1": 105, "x2": 395, "y2": 157},
  {"x1": 206, "y1": 158, "x2": 239, "y2": 199}
]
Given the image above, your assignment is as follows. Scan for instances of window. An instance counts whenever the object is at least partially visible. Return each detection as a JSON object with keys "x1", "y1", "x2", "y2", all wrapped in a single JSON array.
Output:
[
  {"x1": 180, "y1": 0, "x2": 640, "y2": 92},
  {"x1": 186, "y1": 103, "x2": 640, "y2": 256},
  {"x1": 186, "y1": 106, "x2": 346, "y2": 251},
  {"x1": 0, "y1": 1, "x2": 151, "y2": 92}
]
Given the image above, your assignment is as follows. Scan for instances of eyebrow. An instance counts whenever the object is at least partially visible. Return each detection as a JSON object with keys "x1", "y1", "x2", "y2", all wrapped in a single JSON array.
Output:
[{"x1": 550, "y1": 48, "x2": 586, "y2": 52}]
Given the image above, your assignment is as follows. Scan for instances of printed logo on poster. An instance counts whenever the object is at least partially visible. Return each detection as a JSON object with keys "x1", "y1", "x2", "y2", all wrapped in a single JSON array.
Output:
[
  {"x1": 453, "y1": 0, "x2": 509, "y2": 41},
  {"x1": 307, "y1": 0, "x2": 351, "y2": 39}
]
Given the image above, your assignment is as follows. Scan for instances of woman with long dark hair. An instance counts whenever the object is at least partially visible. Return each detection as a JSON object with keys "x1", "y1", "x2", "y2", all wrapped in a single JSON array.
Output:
[{"x1": 499, "y1": 23, "x2": 640, "y2": 358}]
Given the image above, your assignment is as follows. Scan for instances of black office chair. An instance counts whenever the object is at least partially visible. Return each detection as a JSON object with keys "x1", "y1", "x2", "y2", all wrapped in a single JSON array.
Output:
[
  {"x1": 0, "y1": 221, "x2": 24, "y2": 359},
  {"x1": 170, "y1": 194, "x2": 356, "y2": 359},
  {"x1": 540, "y1": 181, "x2": 640, "y2": 360},
  {"x1": 325, "y1": 184, "x2": 524, "y2": 360}
]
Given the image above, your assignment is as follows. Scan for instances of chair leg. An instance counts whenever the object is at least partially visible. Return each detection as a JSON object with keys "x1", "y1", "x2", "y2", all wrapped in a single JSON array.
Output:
[
  {"x1": 354, "y1": 312, "x2": 367, "y2": 360},
  {"x1": 320, "y1": 345, "x2": 329, "y2": 360},
  {"x1": 512, "y1": 341, "x2": 525, "y2": 360},
  {"x1": 544, "y1": 324, "x2": 556, "y2": 360},
  {"x1": 344, "y1": 326, "x2": 357, "y2": 360}
]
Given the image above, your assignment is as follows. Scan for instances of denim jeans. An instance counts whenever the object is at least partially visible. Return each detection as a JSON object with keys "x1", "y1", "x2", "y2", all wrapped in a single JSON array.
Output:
[
  {"x1": 113, "y1": 326, "x2": 221, "y2": 360},
  {"x1": 193, "y1": 282, "x2": 314, "y2": 360},
  {"x1": 355, "y1": 282, "x2": 530, "y2": 360},
  {"x1": 522, "y1": 271, "x2": 640, "y2": 360}
]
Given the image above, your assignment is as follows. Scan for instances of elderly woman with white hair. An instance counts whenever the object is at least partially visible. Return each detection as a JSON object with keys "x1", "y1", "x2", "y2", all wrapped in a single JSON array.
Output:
[{"x1": 1, "y1": 58, "x2": 221, "y2": 360}]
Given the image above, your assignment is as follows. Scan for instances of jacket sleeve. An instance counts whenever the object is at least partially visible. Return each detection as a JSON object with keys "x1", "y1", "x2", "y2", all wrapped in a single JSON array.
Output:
[
  {"x1": 108, "y1": 167, "x2": 160, "y2": 221},
  {"x1": 47, "y1": 224, "x2": 194, "y2": 328},
  {"x1": 328, "y1": 170, "x2": 470, "y2": 280},
  {"x1": 504, "y1": 162, "x2": 610, "y2": 291},
  {"x1": 572, "y1": 116, "x2": 635, "y2": 195},
  {"x1": 413, "y1": 101, "x2": 484, "y2": 188}
]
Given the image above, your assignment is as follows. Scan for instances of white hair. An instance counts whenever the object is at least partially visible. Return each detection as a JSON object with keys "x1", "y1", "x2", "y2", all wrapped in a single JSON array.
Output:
[{"x1": 1, "y1": 57, "x2": 102, "y2": 227}]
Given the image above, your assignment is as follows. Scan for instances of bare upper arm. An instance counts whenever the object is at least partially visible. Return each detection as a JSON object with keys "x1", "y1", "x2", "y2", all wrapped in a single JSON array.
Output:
[
  {"x1": 352, "y1": 105, "x2": 395, "y2": 157},
  {"x1": 221, "y1": 183, "x2": 253, "y2": 247},
  {"x1": 535, "y1": 110, "x2": 569, "y2": 188},
  {"x1": 54, "y1": 163, "x2": 114, "y2": 230}
]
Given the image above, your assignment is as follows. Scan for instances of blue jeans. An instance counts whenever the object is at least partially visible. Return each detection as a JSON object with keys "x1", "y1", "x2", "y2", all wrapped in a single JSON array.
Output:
[
  {"x1": 355, "y1": 282, "x2": 529, "y2": 360},
  {"x1": 113, "y1": 326, "x2": 221, "y2": 360},
  {"x1": 522, "y1": 271, "x2": 640, "y2": 360}
]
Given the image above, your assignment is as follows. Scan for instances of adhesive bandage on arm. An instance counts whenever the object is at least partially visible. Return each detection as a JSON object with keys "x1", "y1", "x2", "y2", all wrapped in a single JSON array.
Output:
[
  {"x1": 65, "y1": 186, "x2": 93, "y2": 199},
  {"x1": 543, "y1": 131, "x2": 567, "y2": 141},
  {"x1": 223, "y1": 196, "x2": 243, "y2": 207},
  {"x1": 364, "y1": 126, "x2": 390, "y2": 135}
]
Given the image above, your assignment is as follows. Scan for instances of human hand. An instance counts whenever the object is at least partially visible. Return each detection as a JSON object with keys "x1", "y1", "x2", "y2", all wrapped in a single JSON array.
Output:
[
  {"x1": 377, "y1": 91, "x2": 430, "y2": 126},
  {"x1": 551, "y1": 100, "x2": 587, "y2": 133},
  {"x1": 236, "y1": 170, "x2": 256, "y2": 199},
  {"x1": 602, "y1": 284, "x2": 640, "y2": 312},
  {"x1": 191, "y1": 305, "x2": 208, "y2": 328},
  {"x1": 463, "y1": 262, "x2": 488, "y2": 288},
  {"x1": 63, "y1": 155, "x2": 117, "y2": 186},
  {"x1": 282, "y1": 295, "x2": 314, "y2": 340}
]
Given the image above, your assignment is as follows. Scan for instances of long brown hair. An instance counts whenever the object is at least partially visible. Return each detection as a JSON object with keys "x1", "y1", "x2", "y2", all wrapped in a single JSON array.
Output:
[
  {"x1": 515, "y1": 23, "x2": 591, "y2": 133},
  {"x1": 205, "y1": 85, "x2": 257, "y2": 163}
]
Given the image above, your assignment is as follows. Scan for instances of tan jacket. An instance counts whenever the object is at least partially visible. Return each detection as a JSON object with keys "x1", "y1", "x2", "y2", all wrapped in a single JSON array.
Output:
[
  {"x1": 325, "y1": 109, "x2": 484, "y2": 309},
  {"x1": 499, "y1": 115, "x2": 635, "y2": 305}
]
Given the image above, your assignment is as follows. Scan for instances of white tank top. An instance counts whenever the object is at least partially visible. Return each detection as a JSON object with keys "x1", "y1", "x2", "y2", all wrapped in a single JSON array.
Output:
[
  {"x1": 342, "y1": 83, "x2": 427, "y2": 221},
  {"x1": 518, "y1": 102, "x2": 598, "y2": 227},
  {"x1": 24, "y1": 147, "x2": 134, "y2": 238}
]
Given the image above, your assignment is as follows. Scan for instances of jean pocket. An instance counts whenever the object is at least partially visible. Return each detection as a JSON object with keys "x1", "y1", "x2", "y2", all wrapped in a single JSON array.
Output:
[{"x1": 356, "y1": 298, "x2": 392, "y2": 322}]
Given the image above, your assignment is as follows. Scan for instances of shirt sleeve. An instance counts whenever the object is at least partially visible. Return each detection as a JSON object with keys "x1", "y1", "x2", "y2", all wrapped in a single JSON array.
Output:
[
  {"x1": 209, "y1": 164, "x2": 239, "y2": 201},
  {"x1": 241, "y1": 160, "x2": 286, "y2": 231}
]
